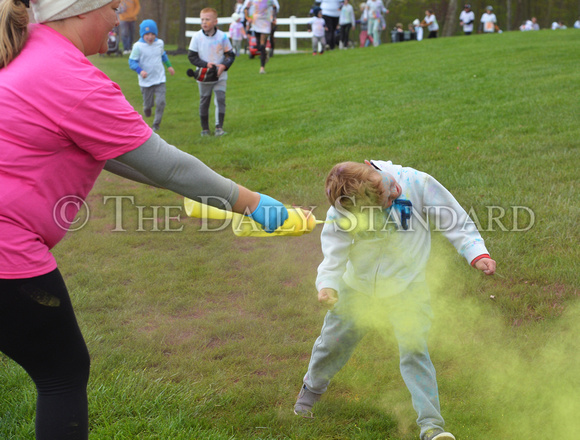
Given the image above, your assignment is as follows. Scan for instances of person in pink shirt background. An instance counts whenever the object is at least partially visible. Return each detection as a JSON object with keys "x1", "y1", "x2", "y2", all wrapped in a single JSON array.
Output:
[{"x1": 0, "y1": 0, "x2": 289, "y2": 438}]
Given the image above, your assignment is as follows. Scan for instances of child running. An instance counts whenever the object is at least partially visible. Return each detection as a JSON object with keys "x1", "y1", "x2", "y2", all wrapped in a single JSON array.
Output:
[
  {"x1": 188, "y1": 8, "x2": 235, "y2": 136},
  {"x1": 129, "y1": 19, "x2": 175, "y2": 132}
]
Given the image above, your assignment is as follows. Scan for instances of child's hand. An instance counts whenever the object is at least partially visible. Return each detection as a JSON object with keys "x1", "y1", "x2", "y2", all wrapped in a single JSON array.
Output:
[
  {"x1": 168, "y1": 67, "x2": 175, "y2": 76},
  {"x1": 140, "y1": 71, "x2": 148, "y2": 79},
  {"x1": 474, "y1": 258, "x2": 496, "y2": 275},
  {"x1": 217, "y1": 64, "x2": 226, "y2": 77},
  {"x1": 318, "y1": 288, "x2": 338, "y2": 308}
]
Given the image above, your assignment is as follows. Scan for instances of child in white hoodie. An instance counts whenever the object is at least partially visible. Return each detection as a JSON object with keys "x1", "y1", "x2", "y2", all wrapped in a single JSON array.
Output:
[{"x1": 293, "y1": 160, "x2": 496, "y2": 440}]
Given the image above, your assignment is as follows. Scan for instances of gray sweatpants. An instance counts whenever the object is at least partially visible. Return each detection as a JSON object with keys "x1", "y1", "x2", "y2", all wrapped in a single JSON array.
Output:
[
  {"x1": 198, "y1": 77, "x2": 227, "y2": 130},
  {"x1": 302, "y1": 282, "x2": 444, "y2": 439},
  {"x1": 312, "y1": 36, "x2": 326, "y2": 53},
  {"x1": 141, "y1": 83, "x2": 166, "y2": 129}
]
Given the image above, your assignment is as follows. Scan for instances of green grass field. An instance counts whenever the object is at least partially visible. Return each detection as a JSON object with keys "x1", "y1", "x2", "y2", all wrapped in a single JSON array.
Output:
[{"x1": 1, "y1": 29, "x2": 579, "y2": 439}]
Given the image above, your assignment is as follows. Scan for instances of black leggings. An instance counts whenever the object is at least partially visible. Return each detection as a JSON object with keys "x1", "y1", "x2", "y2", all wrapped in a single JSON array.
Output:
[
  {"x1": 339, "y1": 24, "x2": 351, "y2": 47},
  {"x1": 0, "y1": 269, "x2": 90, "y2": 440},
  {"x1": 323, "y1": 15, "x2": 340, "y2": 49},
  {"x1": 254, "y1": 31, "x2": 270, "y2": 67}
]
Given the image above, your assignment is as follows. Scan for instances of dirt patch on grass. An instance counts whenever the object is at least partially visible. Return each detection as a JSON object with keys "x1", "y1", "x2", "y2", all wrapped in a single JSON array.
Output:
[{"x1": 493, "y1": 279, "x2": 579, "y2": 326}]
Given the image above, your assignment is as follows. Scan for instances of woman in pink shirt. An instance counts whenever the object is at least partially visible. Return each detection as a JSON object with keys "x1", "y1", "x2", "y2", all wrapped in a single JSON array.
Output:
[{"x1": 0, "y1": 1, "x2": 288, "y2": 438}]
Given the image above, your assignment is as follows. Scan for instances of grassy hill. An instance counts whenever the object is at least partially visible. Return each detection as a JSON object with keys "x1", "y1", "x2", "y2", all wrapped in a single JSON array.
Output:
[{"x1": 1, "y1": 29, "x2": 578, "y2": 439}]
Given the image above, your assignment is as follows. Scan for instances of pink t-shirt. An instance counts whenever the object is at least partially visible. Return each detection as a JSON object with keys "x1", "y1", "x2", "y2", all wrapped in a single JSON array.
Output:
[{"x1": 0, "y1": 24, "x2": 152, "y2": 279}]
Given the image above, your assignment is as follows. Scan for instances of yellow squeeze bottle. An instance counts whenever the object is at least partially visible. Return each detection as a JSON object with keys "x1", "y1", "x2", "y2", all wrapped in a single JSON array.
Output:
[
  {"x1": 232, "y1": 207, "x2": 317, "y2": 237},
  {"x1": 184, "y1": 198, "x2": 237, "y2": 220},
  {"x1": 184, "y1": 198, "x2": 318, "y2": 237}
]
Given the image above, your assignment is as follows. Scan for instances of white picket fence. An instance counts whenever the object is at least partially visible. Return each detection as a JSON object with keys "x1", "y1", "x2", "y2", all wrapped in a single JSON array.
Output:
[{"x1": 185, "y1": 16, "x2": 313, "y2": 52}]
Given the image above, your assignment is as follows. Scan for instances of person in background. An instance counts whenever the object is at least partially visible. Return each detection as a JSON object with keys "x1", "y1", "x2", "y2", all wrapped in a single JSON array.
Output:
[
  {"x1": 574, "y1": 16, "x2": 580, "y2": 28},
  {"x1": 366, "y1": 0, "x2": 387, "y2": 46},
  {"x1": 338, "y1": 0, "x2": 356, "y2": 49},
  {"x1": 320, "y1": 0, "x2": 342, "y2": 49},
  {"x1": 235, "y1": 0, "x2": 249, "y2": 54},
  {"x1": 480, "y1": 5, "x2": 500, "y2": 33},
  {"x1": 551, "y1": 20, "x2": 567, "y2": 30},
  {"x1": 0, "y1": 2, "x2": 289, "y2": 439},
  {"x1": 357, "y1": 2, "x2": 373, "y2": 47},
  {"x1": 523, "y1": 17, "x2": 539, "y2": 30},
  {"x1": 421, "y1": 9, "x2": 439, "y2": 38},
  {"x1": 244, "y1": 0, "x2": 277, "y2": 73},
  {"x1": 129, "y1": 19, "x2": 175, "y2": 132},
  {"x1": 119, "y1": 0, "x2": 140, "y2": 54},
  {"x1": 413, "y1": 18, "x2": 423, "y2": 41},
  {"x1": 188, "y1": 8, "x2": 235, "y2": 136},
  {"x1": 393, "y1": 22, "x2": 404, "y2": 42},
  {"x1": 234, "y1": 0, "x2": 245, "y2": 17},
  {"x1": 268, "y1": 0, "x2": 280, "y2": 57},
  {"x1": 408, "y1": 22, "x2": 416, "y2": 40},
  {"x1": 459, "y1": 4, "x2": 475, "y2": 35},
  {"x1": 229, "y1": 12, "x2": 247, "y2": 56},
  {"x1": 308, "y1": 6, "x2": 327, "y2": 55}
]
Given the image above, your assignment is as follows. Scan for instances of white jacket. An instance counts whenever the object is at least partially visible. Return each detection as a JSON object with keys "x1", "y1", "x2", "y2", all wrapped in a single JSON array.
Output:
[{"x1": 316, "y1": 160, "x2": 489, "y2": 297}]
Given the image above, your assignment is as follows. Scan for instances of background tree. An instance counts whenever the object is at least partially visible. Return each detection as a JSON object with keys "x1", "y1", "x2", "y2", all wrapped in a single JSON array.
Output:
[
  {"x1": 442, "y1": 0, "x2": 458, "y2": 36},
  {"x1": 177, "y1": 0, "x2": 187, "y2": 52}
]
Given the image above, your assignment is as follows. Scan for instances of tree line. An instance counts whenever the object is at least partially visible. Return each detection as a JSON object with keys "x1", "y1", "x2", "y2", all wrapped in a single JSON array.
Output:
[{"x1": 138, "y1": 0, "x2": 580, "y2": 49}]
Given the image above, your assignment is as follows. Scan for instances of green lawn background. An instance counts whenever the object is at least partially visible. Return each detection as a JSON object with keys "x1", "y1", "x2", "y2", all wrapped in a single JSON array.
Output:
[{"x1": 1, "y1": 29, "x2": 579, "y2": 439}]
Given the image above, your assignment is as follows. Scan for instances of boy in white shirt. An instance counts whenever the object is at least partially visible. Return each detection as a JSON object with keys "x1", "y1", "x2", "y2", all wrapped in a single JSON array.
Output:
[
  {"x1": 188, "y1": 8, "x2": 235, "y2": 136},
  {"x1": 293, "y1": 160, "x2": 496, "y2": 440},
  {"x1": 459, "y1": 4, "x2": 475, "y2": 35},
  {"x1": 480, "y1": 5, "x2": 500, "y2": 33}
]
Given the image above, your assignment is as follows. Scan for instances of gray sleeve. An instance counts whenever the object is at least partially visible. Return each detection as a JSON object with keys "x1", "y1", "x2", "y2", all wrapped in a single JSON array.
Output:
[
  {"x1": 114, "y1": 133, "x2": 239, "y2": 210},
  {"x1": 103, "y1": 159, "x2": 163, "y2": 188}
]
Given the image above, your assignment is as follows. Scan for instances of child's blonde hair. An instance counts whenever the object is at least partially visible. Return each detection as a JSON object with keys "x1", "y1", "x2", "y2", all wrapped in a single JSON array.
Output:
[
  {"x1": 325, "y1": 162, "x2": 384, "y2": 210},
  {"x1": 201, "y1": 7, "x2": 218, "y2": 18}
]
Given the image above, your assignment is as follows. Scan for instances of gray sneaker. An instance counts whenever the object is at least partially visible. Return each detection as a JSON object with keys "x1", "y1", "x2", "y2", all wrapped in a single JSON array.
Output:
[
  {"x1": 214, "y1": 128, "x2": 227, "y2": 136},
  {"x1": 422, "y1": 429, "x2": 456, "y2": 440},
  {"x1": 200, "y1": 130, "x2": 211, "y2": 137},
  {"x1": 293, "y1": 385, "x2": 321, "y2": 418}
]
